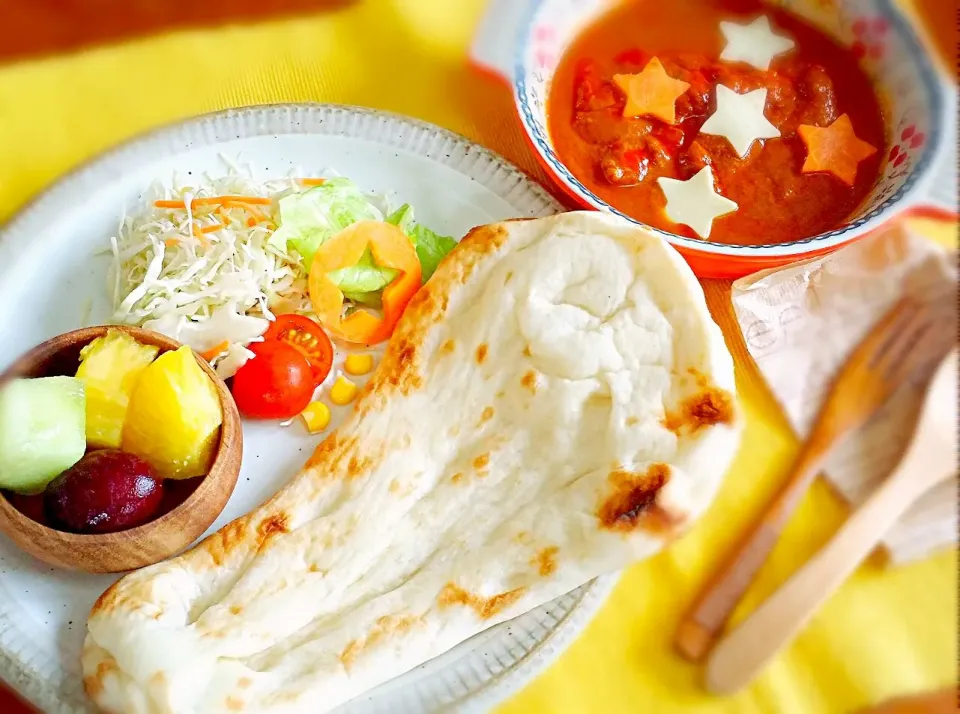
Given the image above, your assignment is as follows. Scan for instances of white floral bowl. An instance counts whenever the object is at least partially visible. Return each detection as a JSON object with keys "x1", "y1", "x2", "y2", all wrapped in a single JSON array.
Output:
[{"x1": 472, "y1": 0, "x2": 955, "y2": 278}]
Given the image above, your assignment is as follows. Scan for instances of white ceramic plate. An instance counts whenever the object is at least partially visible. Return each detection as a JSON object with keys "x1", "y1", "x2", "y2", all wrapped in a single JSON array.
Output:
[{"x1": 0, "y1": 104, "x2": 619, "y2": 714}]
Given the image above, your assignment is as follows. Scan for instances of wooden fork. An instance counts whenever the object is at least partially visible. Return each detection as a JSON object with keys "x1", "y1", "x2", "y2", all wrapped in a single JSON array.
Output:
[
  {"x1": 705, "y1": 349, "x2": 958, "y2": 692},
  {"x1": 674, "y1": 298, "x2": 937, "y2": 662}
]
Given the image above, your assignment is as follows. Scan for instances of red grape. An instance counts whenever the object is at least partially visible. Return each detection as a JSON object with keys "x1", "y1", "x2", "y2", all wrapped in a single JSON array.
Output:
[{"x1": 44, "y1": 450, "x2": 164, "y2": 534}]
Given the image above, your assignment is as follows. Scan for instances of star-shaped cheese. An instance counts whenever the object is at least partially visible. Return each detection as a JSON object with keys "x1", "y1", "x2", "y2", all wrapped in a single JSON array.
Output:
[
  {"x1": 657, "y1": 167, "x2": 738, "y2": 239},
  {"x1": 699, "y1": 85, "x2": 780, "y2": 157},
  {"x1": 798, "y1": 113, "x2": 878, "y2": 186},
  {"x1": 719, "y1": 16, "x2": 795, "y2": 70},
  {"x1": 613, "y1": 58, "x2": 691, "y2": 124}
]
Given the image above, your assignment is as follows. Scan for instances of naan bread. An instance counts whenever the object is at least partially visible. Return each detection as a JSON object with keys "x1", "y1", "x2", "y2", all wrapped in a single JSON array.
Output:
[{"x1": 83, "y1": 211, "x2": 740, "y2": 714}]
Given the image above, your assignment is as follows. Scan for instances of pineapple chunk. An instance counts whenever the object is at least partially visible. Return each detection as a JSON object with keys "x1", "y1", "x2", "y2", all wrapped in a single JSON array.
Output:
[
  {"x1": 122, "y1": 346, "x2": 222, "y2": 479},
  {"x1": 75, "y1": 329, "x2": 159, "y2": 448}
]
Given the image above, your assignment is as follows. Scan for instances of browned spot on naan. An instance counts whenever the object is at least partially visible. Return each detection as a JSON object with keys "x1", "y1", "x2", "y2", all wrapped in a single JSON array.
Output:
[
  {"x1": 478, "y1": 406, "x2": 494, "y2": 425},
  {"x1": 84, "y1": 660, "x2": 118, "y2": 699},
  {"x1": 90, "y1": 581, "x2": 123, "y2": 616},
  {"x1": 83, "y1": 677, "x2": 100, "y2": 699},
  {"x1": 451, "y1": 472, "x2": 464, "y2": 484},
  {"x1": 662, "y1": 390, "x2": 734, "y2": 436},
  {"x1": 437, "y1": 582, "x2": 527, "y2": 620},
  {"x1": 229, "y1": 605, "x2": 243, "y2": 616},
  {"x1": 597, "y1": 464, "x2": 682, "y2": 535},
  {"x1": 453, "y1": 224, "x2": 511, "y2": 284},
  {"x1": 339, "y1": 614, "x2": 422, "y2": 671},
  {"x1": 532, "y1": 546, "x2": 559, "y2": 577},
  {"x1": 522, "y1": 345, "x2": 532, "y2": 357},
  {"x1": 440, "y1": 339, "x2": 456, "y2": 354},
  {"x1": 514, "y1": 531, "x2": 531, "y2": 544},
  {"x1": 238, "y1": 677, "x2": 253, "y2": 690},
  {"x1": 473, "y1": 453, "x2": 490, "y2": 470},
  {"x1": 521, "y1": 370, "x2": 537, "y2": 394},
  {"x1": 306, "y1": 432, "x2": 356, "y2": 470},
  {"x1": 226, "y1": 696, "x2": 245, "y2": 711},
  {"x1": 476, "y1": 343, "x2": 489, "y2": 364},
  {"x1": 389, "y1": 479, "x2": 401, "y2": 493},
  {"x1": 626, "y1": 416, "x2": 639, "y2": 426},
  {"x1": 201, "y1": 518, "x2": 250, "y2": 567},
  {"x1": 347, "y1": 454, "x2": 373, "y2": 479},
  {"x1": 366, "y1": 335, "x2": 423, "y2": 397},
  {"x1": 662, "y1": 372, "x2": 734, "y2": 436},
  {"x1": 307, "y1": 433, "x2": 383, "y2": 483},
  {"x1": 405, "y1": 277, "x2": 449, "y2": 316},
  {"x1": 258, "y1": 512, "x2": 289, "y2": 540}
]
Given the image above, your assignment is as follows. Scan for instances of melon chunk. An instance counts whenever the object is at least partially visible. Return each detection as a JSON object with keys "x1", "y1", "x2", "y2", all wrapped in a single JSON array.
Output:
[{"x1": 0, "y1": 377, "x2": 86, "y2": 494}]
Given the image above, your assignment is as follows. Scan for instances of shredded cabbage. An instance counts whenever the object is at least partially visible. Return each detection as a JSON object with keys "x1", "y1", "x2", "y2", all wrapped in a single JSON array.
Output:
[{"x1": 108, "y1": 167, "x2": 321, "y2": 377}]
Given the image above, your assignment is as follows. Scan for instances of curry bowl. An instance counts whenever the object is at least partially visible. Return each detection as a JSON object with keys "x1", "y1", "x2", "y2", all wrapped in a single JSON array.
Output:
[
  {"x1": 0, "y1": 325, "x2": 242, "y2": 573},
  {"x1": 482, "y1": 0, "x2": 950, "y2": 278}
]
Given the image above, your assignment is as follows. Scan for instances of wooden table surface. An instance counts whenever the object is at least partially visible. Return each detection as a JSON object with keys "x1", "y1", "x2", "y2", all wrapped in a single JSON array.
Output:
[{"x1": 0, "y1": 0, "x2": 953, "y2": 712}]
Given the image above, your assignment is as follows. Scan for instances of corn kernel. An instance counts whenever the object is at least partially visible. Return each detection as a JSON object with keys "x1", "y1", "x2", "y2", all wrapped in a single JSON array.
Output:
[
  {"x1": 344, "y1": 353, "x2": 375, "y2": 376},
  {"x1": 300, "y1": 401, "x2": 331, "y2": 434},
  {"x1": 330, "y1": 376, "x2": 358, "y2": 406}
]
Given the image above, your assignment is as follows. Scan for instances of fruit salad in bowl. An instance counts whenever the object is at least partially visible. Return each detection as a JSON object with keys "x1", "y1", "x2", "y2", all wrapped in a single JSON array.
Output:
[{"x1": 0, "y1": 325, "x2": 241, "y2": 572}]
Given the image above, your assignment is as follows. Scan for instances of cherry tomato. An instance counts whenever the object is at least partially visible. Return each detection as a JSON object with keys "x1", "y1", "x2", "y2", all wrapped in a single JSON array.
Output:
[
  {"x1": 263, "y1": 314, "x2": 334, "y2": 385},
  {"x1": 231, "y1": 340, "x2": 315, "y2": 419}
]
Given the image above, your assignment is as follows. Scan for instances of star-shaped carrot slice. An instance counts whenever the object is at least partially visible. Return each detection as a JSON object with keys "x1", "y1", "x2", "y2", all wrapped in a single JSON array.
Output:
[
  {"x1": 613, "y1": 58, "x2": 691, "y2": 124},
  {"x1": 797, "y1": 114, "x2": 877, "y2": 186}
]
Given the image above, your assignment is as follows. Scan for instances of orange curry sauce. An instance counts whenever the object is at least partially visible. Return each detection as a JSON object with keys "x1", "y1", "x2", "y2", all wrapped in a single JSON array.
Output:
[{"x1": 547, "y1": 0, "x2": 887, "y2": 245}]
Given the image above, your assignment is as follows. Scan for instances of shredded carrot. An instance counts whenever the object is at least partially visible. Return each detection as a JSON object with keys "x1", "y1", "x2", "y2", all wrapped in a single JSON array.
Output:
[
  {"x1": 184, "y1": 224, "x2": 212, "y2": 246},
  {"x1": 166, "y1": 223, "x2": 216, "y2": 246},
  {"x1": 216, "y1": 205, "x2": 229, "y2": 221},
  {"x1": 199, "y1": 341, "x2": 230, "y2": 361},
  {"x1": 154, "y1": 196, "x2": 272, "y2": 209},
  {"x1": 298, "y1": 178, "x2": 327, "y2": 187},
  {"x1": 225, "y1": 200, "x2": 269, "y2": 223},
  {"x1": 247, "y1": 217, "x2": 257, "y2": 227}
]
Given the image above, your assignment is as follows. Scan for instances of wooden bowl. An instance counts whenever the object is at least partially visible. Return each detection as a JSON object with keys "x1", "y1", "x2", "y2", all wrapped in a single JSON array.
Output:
[{"x1": 0, "y1": 325, "x2": 242, "y2": 573}]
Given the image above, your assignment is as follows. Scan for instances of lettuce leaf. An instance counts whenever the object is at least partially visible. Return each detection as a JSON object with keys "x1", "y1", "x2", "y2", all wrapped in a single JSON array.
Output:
[
  {"x1": 385, "y1": 204, "x2": 456, "y2": 282},
  {"x1": 412, "y1": 225, "x2": 457, "y2": 282},
  {"x1": 269, "y1": 178, "x2": 382, "y2": 268},
  {"x1": 385, "y1": 204, "x2": 416, "y2": 236},
  {"x1": 326, "y1": 246, "x2": 398, "y2": 309}
]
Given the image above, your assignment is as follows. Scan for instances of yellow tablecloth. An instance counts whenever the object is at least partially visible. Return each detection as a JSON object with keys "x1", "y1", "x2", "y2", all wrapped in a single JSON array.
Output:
[{"x1": 0, "y1": 2, "x2": 954, "y2": 712}]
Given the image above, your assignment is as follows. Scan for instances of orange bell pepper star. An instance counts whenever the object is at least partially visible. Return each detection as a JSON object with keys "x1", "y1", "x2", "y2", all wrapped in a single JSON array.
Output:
[
  {"x1": 613, "y1": 58, "x2": 691, "y2": 124},
  {"x1": 797, "y1": 114, "x2": 877, "y2": 187},
  {"x1": 308, "y1": 221, "x2": 422, "y2": 346}
]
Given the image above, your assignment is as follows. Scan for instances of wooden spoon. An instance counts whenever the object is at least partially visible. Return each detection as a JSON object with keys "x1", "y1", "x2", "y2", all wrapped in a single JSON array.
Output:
[
  {"x1": 675, "y1": 298, "x2": 937, "y2": 661},
  {"x1": 705, "y1": 349, "x2": 958, "y2": 693}
]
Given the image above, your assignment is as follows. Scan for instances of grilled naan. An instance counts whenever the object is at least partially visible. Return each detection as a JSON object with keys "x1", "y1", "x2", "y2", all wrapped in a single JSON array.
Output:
[{"x1": 83, "y1": 211, "x2": 740, "y2": 714}]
